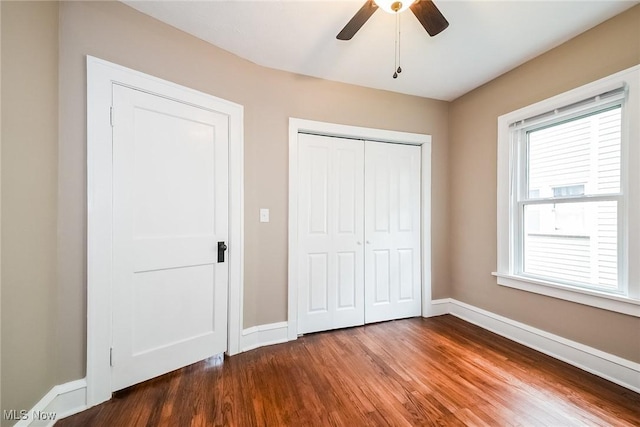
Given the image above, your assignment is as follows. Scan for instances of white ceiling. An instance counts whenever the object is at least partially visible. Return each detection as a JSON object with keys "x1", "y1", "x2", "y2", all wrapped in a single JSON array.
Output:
[{"x1": 122, "y1": 1, "x2": 638, "y2": 101}]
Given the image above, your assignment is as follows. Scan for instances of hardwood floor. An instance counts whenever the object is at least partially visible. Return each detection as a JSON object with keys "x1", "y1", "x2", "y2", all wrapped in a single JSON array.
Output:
[{"x1": 57, "y1": 315, "x2": 640, "y2": 426}]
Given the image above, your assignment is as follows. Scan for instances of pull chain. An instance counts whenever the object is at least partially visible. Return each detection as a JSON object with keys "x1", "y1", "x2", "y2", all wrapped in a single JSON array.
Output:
[
  {"x1": 393, "y1": 12, "x2": 402, "y2": 79},
  {"x1": 398, "y1": 12, "x2": 402, "y2": 75}
]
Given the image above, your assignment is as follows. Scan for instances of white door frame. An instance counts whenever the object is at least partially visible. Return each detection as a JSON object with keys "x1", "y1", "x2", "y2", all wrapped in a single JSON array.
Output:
[
  {"x1": 87, "y1": 56, "x2": 244, "y2": 406},
  {"x1": 287, "y1": 118, "x2": 432, "y2": 341}
]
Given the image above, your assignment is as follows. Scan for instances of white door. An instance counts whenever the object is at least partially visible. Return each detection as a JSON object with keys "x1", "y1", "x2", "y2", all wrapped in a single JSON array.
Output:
[
  {"x1": 364, "y1": 142, "x2": 422, "y2": 323},
  {"x1": 296, "y1": 134, "x2": 422, "y2": 334},
  {"x1": 297, "y1": 133, "x2": 365, "y2": 334},
  {"x1": 111, "y1": 84, "x2": 229, "y2": 391}
]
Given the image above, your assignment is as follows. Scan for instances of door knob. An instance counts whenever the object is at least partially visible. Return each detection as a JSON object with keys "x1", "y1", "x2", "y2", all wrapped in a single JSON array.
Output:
[{"x1": 218, "y1": 242, "x2": 228, "y2": 263}]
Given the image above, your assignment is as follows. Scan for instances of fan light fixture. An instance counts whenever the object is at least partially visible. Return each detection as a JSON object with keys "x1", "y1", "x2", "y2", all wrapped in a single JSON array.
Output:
[
  {"x1": 337, "y1": 0, "x2": 449, "y2": 78},
  {"x1": 373, "y1": 0, "x2": 415, "y2": 14}
]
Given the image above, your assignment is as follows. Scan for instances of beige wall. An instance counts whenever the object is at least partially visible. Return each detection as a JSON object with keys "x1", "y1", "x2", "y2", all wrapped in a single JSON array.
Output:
[
  {"x1": 449, "y1": 5, "x2": 640, "y2": 362},
  {"x1": 56, "y1": 1, "x2": 450, "y2": 382},
  {"x1": 0, "y1": 0, "x2": 3, "y2": 415},
  {"x1": 1, "y1": 1, "x2": 59, "y2": 420}
]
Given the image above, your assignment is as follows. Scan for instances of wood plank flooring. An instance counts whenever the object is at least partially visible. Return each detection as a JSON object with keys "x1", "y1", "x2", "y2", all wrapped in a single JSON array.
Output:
[{"x1": 57, "y1": 315, "x2": 640, "y2": 426}]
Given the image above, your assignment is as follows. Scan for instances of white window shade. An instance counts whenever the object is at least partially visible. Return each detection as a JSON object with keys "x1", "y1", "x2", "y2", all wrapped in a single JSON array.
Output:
[{"x1": 508, "y1": 85, "x2": 626, "y2": 131}]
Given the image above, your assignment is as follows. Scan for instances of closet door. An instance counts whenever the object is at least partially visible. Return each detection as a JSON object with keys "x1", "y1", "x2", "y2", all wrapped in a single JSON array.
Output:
[
  {"x1": 297, "y1": 133, "x2": 365, "y2": 334},
  {"x1": 364, "y1": 142, "x2": 421, "y2": 323}
]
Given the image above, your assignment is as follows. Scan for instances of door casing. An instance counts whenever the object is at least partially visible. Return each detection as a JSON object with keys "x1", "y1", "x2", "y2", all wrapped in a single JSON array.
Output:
[
  {"x1": 87, "y1": 56, "x2": 244, "y2": 406},
  {"x1": 288, "y1": 118, "x2": 432, "y2": 340}
]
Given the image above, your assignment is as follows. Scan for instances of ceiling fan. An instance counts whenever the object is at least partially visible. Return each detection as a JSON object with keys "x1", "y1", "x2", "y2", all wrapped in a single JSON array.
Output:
[{"x1": 336, "y1": 0, "x2": 449, "y2": 41}]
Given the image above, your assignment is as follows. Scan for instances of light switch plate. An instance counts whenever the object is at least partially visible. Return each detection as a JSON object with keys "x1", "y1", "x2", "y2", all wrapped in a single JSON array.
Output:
[{"x1": 260, "y1": 208, "x2": 270, "y2": 223}]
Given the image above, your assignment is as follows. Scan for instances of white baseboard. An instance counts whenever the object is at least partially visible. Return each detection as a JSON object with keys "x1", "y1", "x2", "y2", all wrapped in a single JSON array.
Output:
[
  {"x1": 423, "y1": 298, "x2": 450, "y2": 317},
  {"x1": 14, "y1": 379, "x2": 87, "y2": 427},
  {"x1": 430, "y1": 298, "x2": 640, "y2": 393},
  {"x1": 240, "y1": 321, "x2": 290, "y2": 352}
]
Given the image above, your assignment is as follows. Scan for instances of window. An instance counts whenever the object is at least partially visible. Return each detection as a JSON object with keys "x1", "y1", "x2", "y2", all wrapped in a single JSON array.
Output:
[
  {"x1": 495, "y1": 66, "x2": 640, "y2": 317},
  {"x1": 521, "y1": 105, "x2": 621, "y2": 292}
]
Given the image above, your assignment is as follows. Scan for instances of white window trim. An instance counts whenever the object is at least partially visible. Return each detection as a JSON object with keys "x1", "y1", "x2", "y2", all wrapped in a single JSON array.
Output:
[{"x1": 495, "y1": 65, "x2": 640, "y2": 317}]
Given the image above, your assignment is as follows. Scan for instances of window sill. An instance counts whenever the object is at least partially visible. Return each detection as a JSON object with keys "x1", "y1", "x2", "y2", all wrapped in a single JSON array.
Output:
[{"x1": 492, "y1": 272, "x2": 640, "y2": 317}]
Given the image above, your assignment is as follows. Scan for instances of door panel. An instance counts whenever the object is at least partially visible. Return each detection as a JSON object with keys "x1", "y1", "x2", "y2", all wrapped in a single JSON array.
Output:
[
  {"x1": 308, "y1": 145, "x2": 329, "y2": 235},
  {"x1": 131, "y1": 108, "x2": 217, "y2": 238},
  {"x1": 112, "y1": 84, "x2": 228, "y2": 391},
  {"x1": 131, "y1": 265, "x2": 215, "y2": 355},
  {"x1": 337, "y1": 149, "x2": 358, "y2": 234},
  {"x1": 398, "y1": 249, "x2": 414, "y2": 300},
  {"x1": 298, "y1": 134, "x2": 365, "y2": 334},
  {"x1": 337, "y1": 252, "x2": 356, "y2": 309},
  {"x1": 308, "y1": 253, "x2": 329, "y2": 312},
  {"x1": 373, "y1": 250, "x2": 391, "y2": 304},
  {"x1": 374, "y1": 165, "x2": 391, "y2": 232},
  {"x1": 365, "y1": 142, "x2": 421, "y2": 323}
]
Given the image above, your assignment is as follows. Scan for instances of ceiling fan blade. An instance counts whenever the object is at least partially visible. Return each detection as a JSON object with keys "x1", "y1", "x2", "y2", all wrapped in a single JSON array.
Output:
[
  {"x1": 336, "y1": 0, "x2": 379, "y2": 40},
  {"x1": 410, "y1": 0, "x2": 449, "y2": 37}
]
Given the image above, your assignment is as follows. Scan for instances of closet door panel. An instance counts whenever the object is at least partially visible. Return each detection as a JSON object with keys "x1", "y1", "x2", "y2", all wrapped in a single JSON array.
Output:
[
  {"x1": 337, "y1": 252, "x2": 357, "y2": 309},
  {"x1": 298, "y1": 134, "x2": 365, "y2": 334},
  {"x1": 373, "y1": 249, "x2": 391, "y2": 303},
  {"x1": 365, "y1": 142, "x2": 421, "y2": 323}
]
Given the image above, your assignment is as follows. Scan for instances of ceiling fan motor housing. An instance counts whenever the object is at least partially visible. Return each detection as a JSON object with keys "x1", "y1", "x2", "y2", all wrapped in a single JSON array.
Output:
[{"x1": 374, "y1": 0, "x2": 413, "y2": 14}]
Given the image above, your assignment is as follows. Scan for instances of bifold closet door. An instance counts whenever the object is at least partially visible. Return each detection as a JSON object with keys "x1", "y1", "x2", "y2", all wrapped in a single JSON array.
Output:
[
  {"x1": 364, "y1": 142, "x2": 422, "y2": 323},
  {"x1": 297, "y1": 133, "x2": 365, "y2": 334}
]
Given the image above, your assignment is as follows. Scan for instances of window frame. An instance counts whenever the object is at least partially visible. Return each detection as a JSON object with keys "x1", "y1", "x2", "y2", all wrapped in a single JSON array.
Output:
[
  {"x1": 495, "y1": 65, "x2": 640, "y2": 317},
  {"x1": 515, "y1": 101, "x2": 625, "y2": 294}
]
